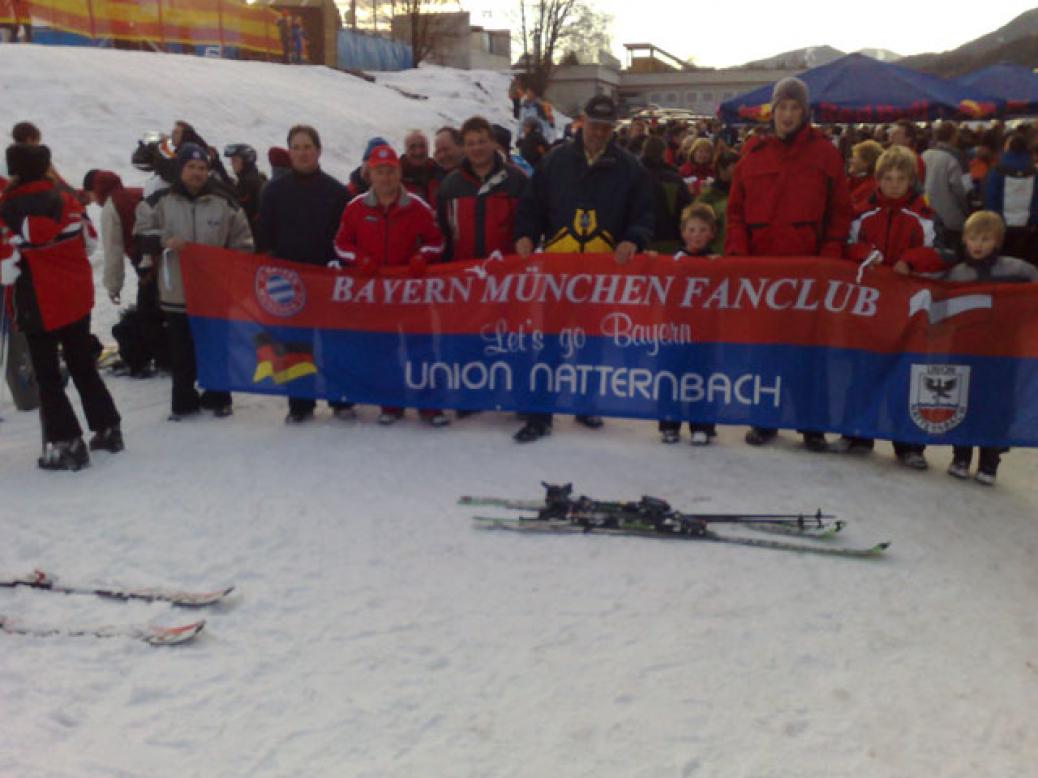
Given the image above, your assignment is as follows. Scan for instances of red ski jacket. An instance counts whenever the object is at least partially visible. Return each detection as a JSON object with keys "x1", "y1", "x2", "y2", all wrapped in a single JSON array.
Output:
[
  {"x1": 725, "y1": 125, "x2": 851, "y2": 259},
  {"x1": 436, "y1": 157, "x2": 526, "y2": 261},
  {"x1": 333, "y1": 188, "x2": 444, "y2": 270},
  {"x1": 0, "y1": 179, "x2": 96, "y2": 334},
  {"x1": 845, "y1": 191, "x2": 944, "y2": 273}
]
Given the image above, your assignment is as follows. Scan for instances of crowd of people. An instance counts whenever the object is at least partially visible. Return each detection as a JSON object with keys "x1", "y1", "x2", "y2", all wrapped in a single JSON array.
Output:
[{"x1": 2, "y1": 75, "x2": 1036, "y2": 483}]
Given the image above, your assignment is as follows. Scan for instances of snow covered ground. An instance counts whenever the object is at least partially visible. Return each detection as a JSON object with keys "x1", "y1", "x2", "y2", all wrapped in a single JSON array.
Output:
[{"x1": 2, "y1": 46, "x2": 1038, "y2": 778}]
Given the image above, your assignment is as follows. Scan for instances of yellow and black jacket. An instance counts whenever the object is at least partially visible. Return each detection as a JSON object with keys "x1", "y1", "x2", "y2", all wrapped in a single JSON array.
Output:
[{"x1": 514, "y1": 133, "x2": 654, "y2": 253}]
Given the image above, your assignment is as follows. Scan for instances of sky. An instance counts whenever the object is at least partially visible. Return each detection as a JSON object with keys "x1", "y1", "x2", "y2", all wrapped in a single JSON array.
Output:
[{"x1": 457, "y1": 0, "x2": 1038, "y2": 68}]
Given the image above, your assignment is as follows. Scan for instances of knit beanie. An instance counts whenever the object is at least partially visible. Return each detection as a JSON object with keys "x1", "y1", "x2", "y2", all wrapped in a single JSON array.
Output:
[
  {"x1": 363, "y1": 136, "x2": 390, "y2": 161},
  {"x1": 771, "y1": 77, "x2": 809, "y2": 117},
  {"x1": 175, "y1": 142, "x2": 209, "y2": 175}
]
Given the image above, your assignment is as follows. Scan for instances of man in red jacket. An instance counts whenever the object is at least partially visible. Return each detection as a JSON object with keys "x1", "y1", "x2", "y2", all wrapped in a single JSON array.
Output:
[
  {"x1": 436, "y1": 116, "x2": 526, "y2": 262},
  {"x1": 332, "y1": 143, "x2": 447, "y2": 426},
  {"x1": 725, "y1": 77, "x2": 852, "y2": 451}
]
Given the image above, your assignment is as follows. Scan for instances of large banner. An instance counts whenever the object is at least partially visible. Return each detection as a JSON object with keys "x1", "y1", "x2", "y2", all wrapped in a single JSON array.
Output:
[
  {"x1": 2, "y1": 0, "x2": 280, "y2": 55},
  {"x1": 181, "y1": 248, "x2": 1038, "y2": 447}
]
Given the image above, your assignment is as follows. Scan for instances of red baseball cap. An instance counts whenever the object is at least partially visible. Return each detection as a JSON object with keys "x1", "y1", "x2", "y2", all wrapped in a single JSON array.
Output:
[{"x1": 367, "y1": 144, "x2": 400, "y2": 168}]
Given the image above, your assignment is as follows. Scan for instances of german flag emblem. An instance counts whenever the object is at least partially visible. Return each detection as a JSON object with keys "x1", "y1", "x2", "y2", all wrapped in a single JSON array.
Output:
[{"x1": 252, "y1": 332, "x2": 318, "y2": 384}]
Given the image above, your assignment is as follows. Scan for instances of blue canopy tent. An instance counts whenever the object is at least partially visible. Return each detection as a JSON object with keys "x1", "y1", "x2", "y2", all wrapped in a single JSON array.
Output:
[
  {"x1": 718, "y1": 53, "x2": 1004, "y2": 124},
  {"x1": 957, "y1": 64, "x2": 1038, "y2": 117}
]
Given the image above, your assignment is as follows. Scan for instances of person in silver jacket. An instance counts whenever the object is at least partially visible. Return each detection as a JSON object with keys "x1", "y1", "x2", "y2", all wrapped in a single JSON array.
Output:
[{"x1": 134, "y1": 143, "x2": 253, "y2": 419}]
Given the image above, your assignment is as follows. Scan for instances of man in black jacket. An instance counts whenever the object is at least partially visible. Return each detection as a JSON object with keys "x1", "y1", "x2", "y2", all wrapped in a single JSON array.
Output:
[
  {"x1": 512, "y1": 95, "x2": 654, "y2": 442},
  {"x1": 255, "y1": 125, "x2": 351, "y2": 424}
]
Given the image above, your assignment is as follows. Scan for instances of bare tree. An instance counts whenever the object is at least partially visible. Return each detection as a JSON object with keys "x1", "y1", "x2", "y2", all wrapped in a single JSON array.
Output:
[{"x1": 516, "y1": 0, "x2": 611, "y2": 95}]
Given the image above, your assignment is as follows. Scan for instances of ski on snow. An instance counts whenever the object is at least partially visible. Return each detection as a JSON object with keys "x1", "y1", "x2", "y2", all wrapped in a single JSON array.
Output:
[
  {"x1": 0, "y1": 615, "x2": 205, "y2": 646},
  {"x1": 472, "y1": 516, "x2": 889, "y2": 558},
  {"x1": 460, "y1": 496, "x2": 845, "y2": 539},
  {"x1": 0, "y1": 570, "x2": 234, "y2": 607},
  {"x1": 463, "y1": 483, "x2": 889, "y2": 557}
]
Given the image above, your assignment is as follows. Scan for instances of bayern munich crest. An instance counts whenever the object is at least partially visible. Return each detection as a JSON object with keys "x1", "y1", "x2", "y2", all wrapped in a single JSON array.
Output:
[
  {"x1": 255, "y1": 266, "x2": 306, "y2": 318},
  {"x1": 909, "y1": 364, "x2": 970, "y2": 434}
]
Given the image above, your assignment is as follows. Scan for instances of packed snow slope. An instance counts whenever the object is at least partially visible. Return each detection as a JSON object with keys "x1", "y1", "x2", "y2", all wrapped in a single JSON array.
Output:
[
  {"x1": 0, "y1": 45, "x2": 518, "y2": 189},
  {"x1": 2, "y1": 46, "x2": 1038, "y2": 778}
]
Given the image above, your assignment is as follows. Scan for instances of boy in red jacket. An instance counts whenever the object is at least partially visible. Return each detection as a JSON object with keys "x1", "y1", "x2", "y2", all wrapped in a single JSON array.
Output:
[
  {"x1": 836, "y1": 145, "x2": 945, "y2": 467},
  {"x1": 332, "y1": 144, "x2": 447, "y2": 426}
]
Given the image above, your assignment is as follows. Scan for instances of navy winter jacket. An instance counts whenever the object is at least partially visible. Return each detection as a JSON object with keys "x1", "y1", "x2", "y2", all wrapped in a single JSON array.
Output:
[{"x1": 255, "y1": 167, "x2": 349, "y2": 263}]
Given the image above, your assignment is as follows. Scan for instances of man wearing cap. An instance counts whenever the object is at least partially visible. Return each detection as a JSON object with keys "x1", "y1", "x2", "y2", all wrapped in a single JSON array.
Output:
[
  {"x1": 256, "y1": 125, "x2": 351, "y2": 423},
  {"x1": 512, "y1": 93, "x2": 654, "y2": 443},
  {"x1": 333, "y1": 143, "x2": 447, "y2": 427},
  {"x1": 135, "y1": 142, "x2": 254, "y2": 420},
  {"x1": 725, "y1": 76, "x2": 852, "y2": 451}
]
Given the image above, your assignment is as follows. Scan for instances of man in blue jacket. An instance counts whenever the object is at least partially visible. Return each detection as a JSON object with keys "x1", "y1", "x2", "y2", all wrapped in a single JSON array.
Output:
[{"x1": 512, "y1": 94, "x2": 654, "y2": 442}]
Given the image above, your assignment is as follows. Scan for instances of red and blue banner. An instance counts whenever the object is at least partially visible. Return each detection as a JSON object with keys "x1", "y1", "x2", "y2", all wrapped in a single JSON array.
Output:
[{"x1": 181, "y1": 247, "x2": 1038, "y2": 447}]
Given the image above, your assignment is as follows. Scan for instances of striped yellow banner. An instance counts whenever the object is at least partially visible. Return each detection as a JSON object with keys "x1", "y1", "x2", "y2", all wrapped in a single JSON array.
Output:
[{"x1": 14, "y1": 0, "x2": 280, "y2": 55}]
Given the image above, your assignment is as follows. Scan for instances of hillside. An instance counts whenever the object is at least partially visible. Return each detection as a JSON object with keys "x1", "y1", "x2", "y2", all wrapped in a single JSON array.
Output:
[
  {"x1": 0, "y1": 45, "x2": 516, "y2": 190},
  {"x1": 899, "y1": 8, "x2": 1038, "y2": 77},
  {"x1": 740, "y1": 46, "x2": 901, "y2": 70},
  {"x1": 2, "y1": 46, "x2": 1038, "y2": 778}
]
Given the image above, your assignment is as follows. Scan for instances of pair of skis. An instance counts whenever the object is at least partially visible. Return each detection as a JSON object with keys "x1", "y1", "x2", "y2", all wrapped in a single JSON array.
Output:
[
  {"x1": 461, "y1": 483, "x2": 890, "y2": 558},
  {"x1": 1, "y1": 570, "x2": 234, "y2": 646}
]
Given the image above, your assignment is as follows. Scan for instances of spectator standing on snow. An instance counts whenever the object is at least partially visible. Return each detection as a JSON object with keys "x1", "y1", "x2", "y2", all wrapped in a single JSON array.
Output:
[
  {"x1": 1, "y1": 144, "x2": 122, "y2": 470},
  {"x1": 725, "y1": 76, "x2": 852, "y2": 452},
  {"x1": 134, "y1": 144, "x2": 253, "y2": 420},
  {"x1": 82, "y1": 170, "x2": 144, "y2": 307},
  {"x1": 512, "y1": 94, "x2": 654, "y2": 443},
  {"x1": 83, "y1": 169, "x2": 168, "y2": 377},
  {"x1": 256, "y1": 125, "x2": 351, "y2": 423},
  {"x1": 838, "y1": 145, "x2": 946, "y2": 468},
  {"x1": 332, "y1": 143, "x2": 447, "y2": 427},
  {"x1": 659, "y1": 203, "x2": 720, "y2": 446},
  {"x1": 436, "y1": 116, "x2": 526, "y2": 262},
  {"x1": 946, "y1": 211, "x2": 1038, "y2": 485}
]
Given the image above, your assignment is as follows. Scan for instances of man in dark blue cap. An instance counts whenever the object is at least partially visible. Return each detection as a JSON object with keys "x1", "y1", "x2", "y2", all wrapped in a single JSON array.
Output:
[{"x1": 511, "y1": 94, "x2": 654, "y2": 443}]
